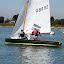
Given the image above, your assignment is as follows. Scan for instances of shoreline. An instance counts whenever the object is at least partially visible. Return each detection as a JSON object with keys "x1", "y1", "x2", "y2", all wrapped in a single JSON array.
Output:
[
  {"x1": 0, "y1": 26, "x2": 64, "y2": 28},
  {"x1": 51, "y1": 27, "x2": 64, "y2": 29},
  {"x1": 0, "y1": 26, "x2": 14, "y2": 27}
]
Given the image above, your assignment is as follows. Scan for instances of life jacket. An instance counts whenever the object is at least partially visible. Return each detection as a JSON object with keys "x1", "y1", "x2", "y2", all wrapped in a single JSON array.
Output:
[{"x1": 34, "y1": 30, "x2": 37, "y2": 34}]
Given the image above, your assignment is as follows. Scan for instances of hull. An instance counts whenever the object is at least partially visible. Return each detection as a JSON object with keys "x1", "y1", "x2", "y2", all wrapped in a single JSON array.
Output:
[{"x1": 5, "y1": 38, "x2": 62, "y2": 47}]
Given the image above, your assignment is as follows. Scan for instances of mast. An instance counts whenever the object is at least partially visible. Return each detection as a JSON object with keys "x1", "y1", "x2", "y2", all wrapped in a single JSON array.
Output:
[{"x1": 23, "y1": 0, "x2": 29, "y2": 30}]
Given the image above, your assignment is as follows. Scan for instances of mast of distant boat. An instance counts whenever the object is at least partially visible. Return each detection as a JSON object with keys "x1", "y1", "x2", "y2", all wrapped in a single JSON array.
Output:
[{"x1": 23, "y1": 0, "x2": 29, "y2": 30}]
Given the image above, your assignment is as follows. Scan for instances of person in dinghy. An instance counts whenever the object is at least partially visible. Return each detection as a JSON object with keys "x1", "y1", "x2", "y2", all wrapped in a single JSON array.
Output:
[
  {"x1": 32, "y1": 29, "x2": 40, "y2": 40},
  {"x1": 19, "y1": 30, "x2": 27, "y2": 40}
]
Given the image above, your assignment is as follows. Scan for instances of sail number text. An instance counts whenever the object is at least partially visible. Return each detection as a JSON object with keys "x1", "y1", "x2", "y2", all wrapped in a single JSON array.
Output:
[{"x1": 36, "y1": 5, "x2": 48, "y2": 12}]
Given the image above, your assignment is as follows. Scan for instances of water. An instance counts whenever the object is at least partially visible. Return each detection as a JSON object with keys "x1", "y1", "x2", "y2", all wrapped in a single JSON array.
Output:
[{"x1": 0, "y1": 27, "x2": 64, "y2": 64}]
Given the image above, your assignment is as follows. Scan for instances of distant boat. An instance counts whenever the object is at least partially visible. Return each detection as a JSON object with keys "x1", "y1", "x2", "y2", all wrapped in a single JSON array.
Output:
[
  {"x1": 50, "y1": 31, "x2": 55, "y2": 35},
  {"x1": 61, "y1": 29, "x2": 64, "y2": 33},
  {"x1": 5, "y1": 0, "x2": 62, "y2": 46}
]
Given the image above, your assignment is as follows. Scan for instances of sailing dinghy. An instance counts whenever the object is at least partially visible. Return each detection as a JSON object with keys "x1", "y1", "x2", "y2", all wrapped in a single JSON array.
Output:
[{"x1": 5, "y1": 0, "x2": 62, "y2": 46}]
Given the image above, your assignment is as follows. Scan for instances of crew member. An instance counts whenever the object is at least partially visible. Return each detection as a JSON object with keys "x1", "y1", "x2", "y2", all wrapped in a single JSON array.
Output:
[
  {"x1": 32, "y1": 29, "x2": 40, "y2": 40},
  {"x1": 19, "y1": 30, "x2": 27, "y2": 39}
]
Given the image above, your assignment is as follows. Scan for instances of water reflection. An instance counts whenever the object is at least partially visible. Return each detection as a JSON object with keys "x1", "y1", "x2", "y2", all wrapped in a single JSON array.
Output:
[{"x1": 14, "y1": 46, "x2": 58, "y2": 64}]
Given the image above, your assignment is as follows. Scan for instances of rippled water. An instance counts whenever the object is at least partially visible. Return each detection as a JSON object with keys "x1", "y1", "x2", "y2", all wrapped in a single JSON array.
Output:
[{"x1": 0, "y1": 27, "x2": 64, "y2": 64}]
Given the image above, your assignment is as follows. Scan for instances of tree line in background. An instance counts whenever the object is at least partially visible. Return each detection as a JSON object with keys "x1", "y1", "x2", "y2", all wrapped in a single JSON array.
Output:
[
  {"x1": 51, "y1": 16, "x2": 64, "y2": 27},
  {"x1": 0, "y1": 14, "x2": 19, "y2": 23},
  {"x1": 0, "y1": 15, "x2": 64, "y2": 27}
]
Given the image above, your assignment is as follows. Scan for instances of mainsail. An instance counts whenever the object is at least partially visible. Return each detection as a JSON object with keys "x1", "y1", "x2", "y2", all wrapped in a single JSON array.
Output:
[{"x1": 11, "y1": 0, "x2": 51, "y2": 39}]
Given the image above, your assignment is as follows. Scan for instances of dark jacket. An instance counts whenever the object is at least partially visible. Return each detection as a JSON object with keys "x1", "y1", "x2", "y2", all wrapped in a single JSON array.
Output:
[{"x1": 20, "y1": 32, "x2": 25, "y2": 37}]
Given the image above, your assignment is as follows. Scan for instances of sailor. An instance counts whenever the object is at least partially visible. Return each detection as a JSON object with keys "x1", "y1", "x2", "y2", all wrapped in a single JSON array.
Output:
[
  {"x1": 19, "y1": 30, "x2": 27, "y2": 39},
  {"x1": 32, "y1": 29, "x2": 40, "y2": 40}
]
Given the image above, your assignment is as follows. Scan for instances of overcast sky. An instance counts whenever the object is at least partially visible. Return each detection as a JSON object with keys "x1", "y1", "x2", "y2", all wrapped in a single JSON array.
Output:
[{"x1": 0, "y1": 0, "x2": 64, "y2": 20}]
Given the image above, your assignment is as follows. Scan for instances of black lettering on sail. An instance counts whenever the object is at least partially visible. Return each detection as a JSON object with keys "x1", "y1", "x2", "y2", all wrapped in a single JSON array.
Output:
[
  {"x1": 44, "y1": 5, "x2": 48, "y2": 10},
  {"x1": 36, "y1": 5, "x2": 48, "y2": 12},
  {"x1": 36, "y1": 9, "x2": 38, "y2": 12}
]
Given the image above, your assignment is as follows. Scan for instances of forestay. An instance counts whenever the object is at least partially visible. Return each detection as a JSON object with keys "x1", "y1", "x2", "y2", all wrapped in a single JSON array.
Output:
[{"x1": 11, "y1": 0, "x2": 51, "y2": 39}]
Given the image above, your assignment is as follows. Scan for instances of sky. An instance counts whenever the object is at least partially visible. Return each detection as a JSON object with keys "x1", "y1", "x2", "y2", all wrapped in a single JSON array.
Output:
[{"x1": 0, "y1": 0, "x2": 64, "y2": 20}]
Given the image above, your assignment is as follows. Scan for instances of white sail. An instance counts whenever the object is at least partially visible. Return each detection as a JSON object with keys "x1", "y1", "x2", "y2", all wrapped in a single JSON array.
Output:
[
  {"x1": 24, "y1": 0, "x2": 51, "y2": 34},
  {"x1": 11, "y1": 0, "x2": 27, "y2": 39},
  {"x1": 11, "y1": 0, "x2": 51, "y2": 39}
]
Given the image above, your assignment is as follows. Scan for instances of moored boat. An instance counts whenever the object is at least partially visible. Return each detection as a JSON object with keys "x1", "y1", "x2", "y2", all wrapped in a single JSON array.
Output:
[{"x1": 50, "y1": 31, "x2": 55, "y2": 35}]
